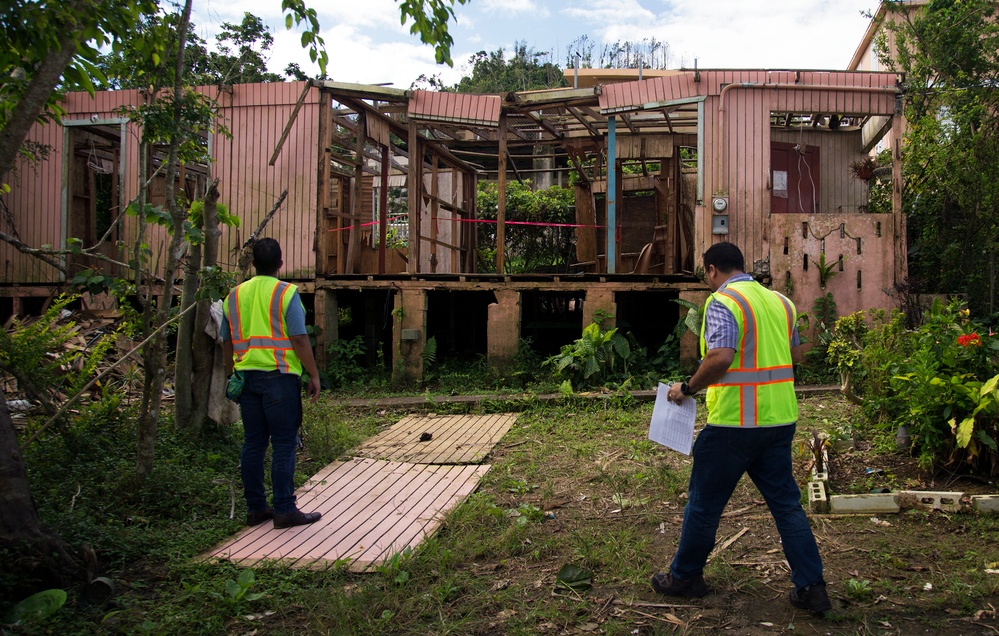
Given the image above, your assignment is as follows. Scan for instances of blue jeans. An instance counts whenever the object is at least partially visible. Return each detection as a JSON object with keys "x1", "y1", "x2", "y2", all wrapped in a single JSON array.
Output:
[
  {"x1": 670, "y1": 424, "x2": 824, "y2": 591},
  {"x1": 238, "y1": 371, "x2": 302, "y2": 515}
]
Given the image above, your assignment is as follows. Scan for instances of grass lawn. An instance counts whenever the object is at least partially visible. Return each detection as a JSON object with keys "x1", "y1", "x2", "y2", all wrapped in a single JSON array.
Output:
[{"x1": 5, "y1": 392, "x2": 998, "y2": 635}]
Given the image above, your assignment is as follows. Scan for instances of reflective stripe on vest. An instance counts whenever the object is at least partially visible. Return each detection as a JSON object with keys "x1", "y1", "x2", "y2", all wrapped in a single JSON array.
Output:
[
  {"x1": 700, "y1": 280, "x2": 798, "y2": 427},
  {"x1": 225, "y1": 278, "x2": 301, "y2": 375}
]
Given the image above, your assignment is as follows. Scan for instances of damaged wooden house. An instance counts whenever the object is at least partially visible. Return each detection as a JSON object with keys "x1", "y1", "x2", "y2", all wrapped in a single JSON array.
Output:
[{"x1": 1, "y1": 69, "x2": 904, "y2": 382}]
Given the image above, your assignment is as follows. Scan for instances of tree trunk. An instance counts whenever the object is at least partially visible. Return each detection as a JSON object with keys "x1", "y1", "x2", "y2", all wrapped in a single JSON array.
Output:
[
  {"x1": 0, "y1": 36, "x2": 77, "y2": 180},
  {"x1": 0, "y1": 390, "x2": 42, "y2": 537},
  {"x1": 173, "y1": 243, "x2": 201, "y2": 429},
  {"x1": 0, "y1": 389, "x2": 85, "y2": 587},
  {"x1": 135, "y1": 0, "x2": 193, "y2": 479},
  {"x1": 188, "y1": 181, "x2": 222, "y2": 431}
]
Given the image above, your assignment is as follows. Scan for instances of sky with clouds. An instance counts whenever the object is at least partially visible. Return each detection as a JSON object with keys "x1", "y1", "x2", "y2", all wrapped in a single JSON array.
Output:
[{"x1": 191, "y1": 0, "x2": 881, "y2": 89}]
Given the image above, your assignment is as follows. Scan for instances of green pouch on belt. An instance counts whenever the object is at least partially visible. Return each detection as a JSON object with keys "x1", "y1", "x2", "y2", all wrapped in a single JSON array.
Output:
[{"x1": 226, "y1": 370, "x2": 245, "y2": 402}]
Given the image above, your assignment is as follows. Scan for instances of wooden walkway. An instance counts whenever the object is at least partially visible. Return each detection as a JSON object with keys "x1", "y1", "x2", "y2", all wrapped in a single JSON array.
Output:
[
  {"x1": 203, "y1": 413, "x2": 515, "y2": 571},
  {"x1": 354, "y1": 413, "x2": 517, "y2": 464}
]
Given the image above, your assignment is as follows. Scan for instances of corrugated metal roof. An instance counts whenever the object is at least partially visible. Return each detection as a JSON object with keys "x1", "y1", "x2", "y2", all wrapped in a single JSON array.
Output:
[{"x1": 408, "y1": 90, "x2": 501, "y2": 126}]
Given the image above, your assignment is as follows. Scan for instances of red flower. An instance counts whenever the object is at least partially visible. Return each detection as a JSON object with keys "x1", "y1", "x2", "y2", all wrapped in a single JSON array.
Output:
[{"x1": 957, "y1": 333, "x2": 982, "y2": 347}]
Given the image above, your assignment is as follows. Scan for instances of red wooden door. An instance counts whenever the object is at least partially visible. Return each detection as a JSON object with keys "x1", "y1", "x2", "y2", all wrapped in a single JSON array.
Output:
[{"x1": 771, "y1": 142, "x2": 820, "y2": 214}]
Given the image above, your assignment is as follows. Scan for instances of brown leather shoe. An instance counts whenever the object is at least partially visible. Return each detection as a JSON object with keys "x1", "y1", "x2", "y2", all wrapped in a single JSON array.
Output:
[
  {"x1": 246, "y1": 507, "x2": 274, "y2": 526},
  {"x1": 650, "y1": 572, "x2": 709, "y2": 597},
  {"x1": 273, "y1": 509, "x2": 322, "y2": 529}
]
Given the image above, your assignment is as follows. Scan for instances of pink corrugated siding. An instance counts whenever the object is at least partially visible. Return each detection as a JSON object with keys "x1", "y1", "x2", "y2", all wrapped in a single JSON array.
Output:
[
  {"x1": 1, "y1": 82, "x2": 320, "y2": 285},
  {"x1": 408, "y1": 90, "x2": 500, "y2": 126},
  {"x1": 214, "y1": 82, "x2": 319, "y2": 280},
  {"x1": 0, "y1": 120, "x2": 64, "y2": 284}
]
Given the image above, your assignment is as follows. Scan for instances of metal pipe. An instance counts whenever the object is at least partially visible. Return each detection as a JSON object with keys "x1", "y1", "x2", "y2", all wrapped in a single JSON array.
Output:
[{"x1": 715, "y1": 82, "x2": 900, "y2": 199}]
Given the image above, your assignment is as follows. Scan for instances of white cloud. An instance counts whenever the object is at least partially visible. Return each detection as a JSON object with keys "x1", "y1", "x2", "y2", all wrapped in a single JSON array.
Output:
[{"x1": 480, "y1": 0, "x2": 549, "y2": 17}]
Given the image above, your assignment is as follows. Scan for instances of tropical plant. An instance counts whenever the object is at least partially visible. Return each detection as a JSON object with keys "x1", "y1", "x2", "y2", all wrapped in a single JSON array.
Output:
[{"x1": 544, "y1": 321, "x2": 632, "y2": 390}]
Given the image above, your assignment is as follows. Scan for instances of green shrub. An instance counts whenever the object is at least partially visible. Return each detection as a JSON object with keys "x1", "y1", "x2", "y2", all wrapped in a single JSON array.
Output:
[{"x1": 830, "y1": 299, "x2": 999, "y2": 475}]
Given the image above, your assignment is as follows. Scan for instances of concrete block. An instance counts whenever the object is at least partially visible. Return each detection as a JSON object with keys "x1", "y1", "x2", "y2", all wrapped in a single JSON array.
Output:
[
  {"x1": 808, "y1": 480, "x2": 828, "y2": 514},
  {"x1": 971, "y1": 495, "x2": 999, "y2": 514},
  {"x1": 810, "y1": 449, "x2": 830, "y2": 482},
  {"x1": 828, "y1": 494, "x2": 900, "y2": 515},
  {"x1": 896, "y1": 491, "x2": 964, "y2": 513}
]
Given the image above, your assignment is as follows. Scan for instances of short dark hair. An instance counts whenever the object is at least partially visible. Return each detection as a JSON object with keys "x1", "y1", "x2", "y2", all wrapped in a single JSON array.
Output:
[
  {"x1": 703, "y1": 242, "x2": 745, "y2": 274},
  {"x1": 253, "y1": 238, "x2": 282, "y2": 275}
]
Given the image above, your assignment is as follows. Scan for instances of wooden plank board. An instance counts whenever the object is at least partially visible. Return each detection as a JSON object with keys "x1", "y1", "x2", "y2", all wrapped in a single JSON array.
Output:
[
  {"x1": 201, "y1": 458, "x2": 490, "y2": 571},
  {"x1": 353, "y1": 413, "x2": 517, "y2": 464}
]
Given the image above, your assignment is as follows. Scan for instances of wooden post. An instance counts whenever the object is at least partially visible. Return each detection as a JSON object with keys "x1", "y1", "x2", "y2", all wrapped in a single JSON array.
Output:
[
  {"x1": 346, "y1": 110, "x2": 365, "y2": 274},
  {"x1": 430, "y1": 155, "x2": 439, "y2": 272},
  {"x1": 497, "y1": 112, "x2": 507, "y2": 274},
  {"x1": 379, "y1": 144, "x2": 389, "y2": 274},
  {"x1": 607, "y1": 116, "x2": 617, "y2": 274},
  {"x1": 407, "y1": 122, "x2": 421, "y2": 274},
  {"x1": 316, "y1": 93, "x2": 332, "y2": 275}
]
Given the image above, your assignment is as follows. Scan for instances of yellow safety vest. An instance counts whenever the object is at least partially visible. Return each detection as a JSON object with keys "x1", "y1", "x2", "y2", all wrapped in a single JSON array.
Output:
[
  {"x1": 699, "y1": 280, "x2": 797, "y2": 427},
  {"x1": 223, "y1": 276, "x2": 303, "y2": 376}
]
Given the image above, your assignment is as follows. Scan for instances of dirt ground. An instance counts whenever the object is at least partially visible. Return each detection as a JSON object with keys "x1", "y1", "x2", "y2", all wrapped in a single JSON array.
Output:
[{"x1": 477, "y1": 397, "x2": 999, "y2": 636}]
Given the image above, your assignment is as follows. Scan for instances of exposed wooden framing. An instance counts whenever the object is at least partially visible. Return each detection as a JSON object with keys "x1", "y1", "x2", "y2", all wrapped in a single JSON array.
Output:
[
  {"x1": 313, "y1": 80, "x2": 409, "y2": 101},
  {"x1": 269, "y1": 80, "x2": 313, "y2": 166},
  {"x1": 568, "y1": 107, "x2": 600, "y2": 137},
  {"x1": 518, "y1": 109, "x2": 564, "y2": 140},
  {"x1": 497, "y1": 112, "x2": 507, "y2": 274},
  {"x1": 317, "y1": 94, "x2": 332, "y2": 274},
  {"x1": 660, "y1": 109, "x2": 675, "y2": 134},
  {"x1": 334, "y1": 93, "x2": 476, "y2": 174},
  {"x1": 566, "y1": 149, "x2": 589, "y2": 185},
  {"x1": 619, "y1": 113, "x2": 638, "y2": 135},
  {"x1": 511, "y1": 87, "x2": 598, "y2": 106},
  {"x1": 408, "y1": 121, "x2": 422, "y2": 274},
  {"x1": 430, "y1": 157, "x2": 439, "y2": 272},
  {"x1": 451, "y1": 167, "x2": 459, "y2": 270},
  {"x1": 379, "y1": 144, "x2": 389, "y2": 274}
]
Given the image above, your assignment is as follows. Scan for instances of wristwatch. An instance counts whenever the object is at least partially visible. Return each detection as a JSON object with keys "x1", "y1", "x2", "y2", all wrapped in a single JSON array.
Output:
[{"x1": 680, "y1": 381, "x2": 694, "y2": 396}]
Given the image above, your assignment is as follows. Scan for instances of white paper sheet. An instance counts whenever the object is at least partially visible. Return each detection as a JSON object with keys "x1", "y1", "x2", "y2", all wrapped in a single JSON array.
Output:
[{"x1": 648, "y1": 382, "x2": 696, "y2": 455}]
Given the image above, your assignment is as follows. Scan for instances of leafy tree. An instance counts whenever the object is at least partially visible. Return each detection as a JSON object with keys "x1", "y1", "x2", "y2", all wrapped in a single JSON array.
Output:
[
  {"x1": 565, "y1": 35, "x2": 678, "y2": 71},
  {"x1": 97, "y1": 12, "x2": 285, "y2": 90},
  {"x1": 878, "y1": 0, "x2": 999, "y2": 317},
  {"x1": 476, "y1": 182, "x2": 576, "y2": 273},
  {"x1": 454, "y1": 42, "x2": 566, "y2": 93},
  {"x1": 0, "y1": 0, "x2": 468, "y2": 581}
]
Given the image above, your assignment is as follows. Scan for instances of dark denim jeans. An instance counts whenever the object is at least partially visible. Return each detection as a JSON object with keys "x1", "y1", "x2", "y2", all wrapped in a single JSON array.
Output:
[
  {"x1": 238, "y1": 370, "x2": 302, "y2": 515},
  {"x1": 670, "y1": 424, "x2": 824, "y2": 591}
]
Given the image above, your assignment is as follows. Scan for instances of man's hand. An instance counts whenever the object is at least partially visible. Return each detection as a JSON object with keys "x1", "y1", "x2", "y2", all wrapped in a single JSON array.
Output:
[
  {"x1": 306, "y1": 374, "x2": 321, "y2": 403},
  {"x1": 667, "y1": 382, "x2": 687, "y2": 404}
]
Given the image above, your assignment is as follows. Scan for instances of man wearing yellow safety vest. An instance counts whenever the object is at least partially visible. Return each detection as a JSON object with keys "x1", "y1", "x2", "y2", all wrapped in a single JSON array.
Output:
[
  {"x1": 651, "y1": 242, "x2": 830, "y2": 615},
  {"x1": 222, "y1": 238, "x2": 323, "y2": 529}
]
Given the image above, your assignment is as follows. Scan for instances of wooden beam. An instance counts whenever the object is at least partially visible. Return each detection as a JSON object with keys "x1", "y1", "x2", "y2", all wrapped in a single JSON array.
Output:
[
  {"x1": 568, "y1": 107, "x2": 600, "y2": 137},
  {"x1": 497, "y1": 113, "x2": 507, "y2": 274},
  {"x1": 518, "y1": 109, "x2": 564, "y2": 140},
  {"x1": 316, "y1": 80, "x2": 409, "y2": 101},
  {"x1": 619, "y1": 113, "x2": 638, "y2": 135},
  {"x1": 408, "y1": 121, "x2": 421, "y2": 274},
  {"x1": 379, "y1": 144, "x2": 389, "y2": 274},
  {"x1": 346, "y1": 110, "x2": 366, "y2": 274}
]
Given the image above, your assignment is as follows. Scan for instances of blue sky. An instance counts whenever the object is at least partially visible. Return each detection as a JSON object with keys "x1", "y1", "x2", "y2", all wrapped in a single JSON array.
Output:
[{"x1": 192, "y1": 0, "x2": 881, "y2": 89}]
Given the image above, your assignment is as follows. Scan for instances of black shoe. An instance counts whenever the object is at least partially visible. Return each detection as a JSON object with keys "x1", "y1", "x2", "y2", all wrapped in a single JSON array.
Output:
[
  {"x1": 273, "y1": 509, "x2": 322, "y2": 529},
  {"x1": 246, "y1": 507, "x2": 274, "y2": 526},
  {"x1": 789, "y1": 583, "x2": 832, "y2": 614},
  {"x1": 650, "y1": 572, "x2": 709, "y2": 597}
]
